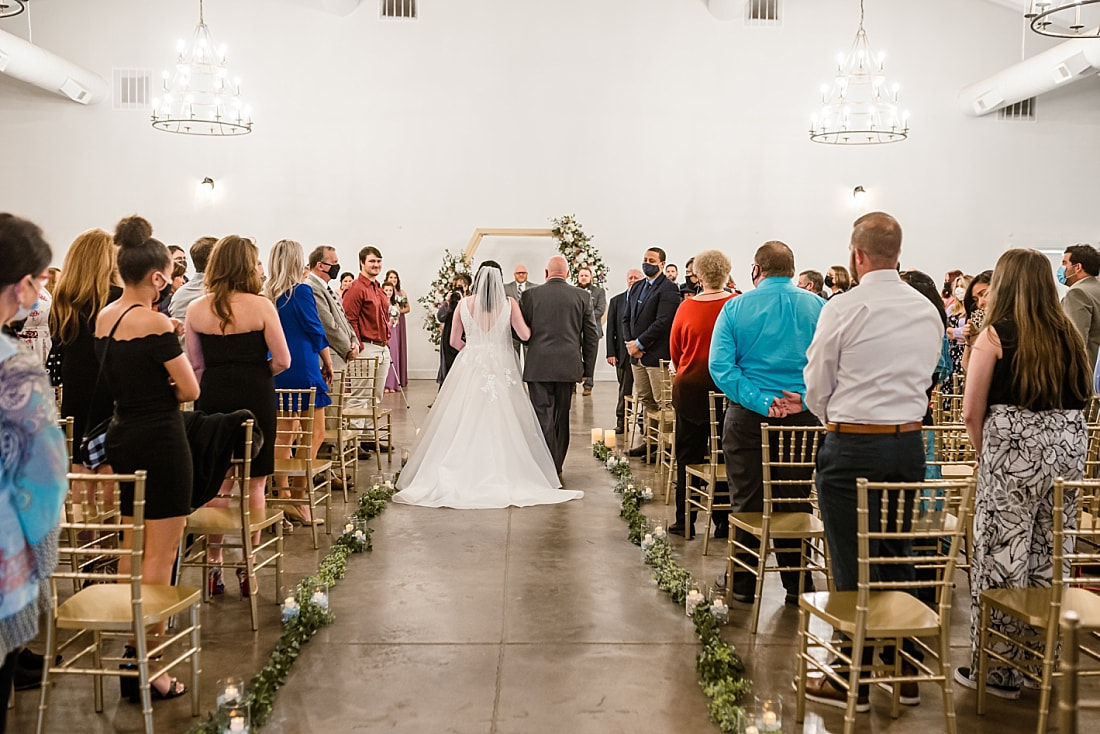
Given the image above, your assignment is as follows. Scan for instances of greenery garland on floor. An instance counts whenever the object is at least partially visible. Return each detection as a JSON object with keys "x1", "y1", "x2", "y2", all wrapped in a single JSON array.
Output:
[
  {"x1": 594, "y1": 443, "x2": 752, "y2": 732},
  {"x1": 186, "y1": 481, "x2": 397, "y2": 734}
]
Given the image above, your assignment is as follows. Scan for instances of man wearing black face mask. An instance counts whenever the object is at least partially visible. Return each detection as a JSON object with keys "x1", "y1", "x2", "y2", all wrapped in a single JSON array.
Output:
[{"x1": 307, "y1": 245, "x2": 359, "y2": 372}]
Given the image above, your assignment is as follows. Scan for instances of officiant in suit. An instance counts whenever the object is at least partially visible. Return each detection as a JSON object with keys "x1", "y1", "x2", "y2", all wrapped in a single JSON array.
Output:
[
  {"x1": 623, "y1": 247, "x2": 682, "y2": 455},
  {"x1": 521, "y1": 256, "x2": 600, "y2": 478},
  {"x1": 504, "y1": 264, "x2": 531, "y2": 358}
]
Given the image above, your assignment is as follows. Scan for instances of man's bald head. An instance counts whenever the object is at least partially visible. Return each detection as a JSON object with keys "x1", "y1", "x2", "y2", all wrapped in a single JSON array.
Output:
[
  {"x1": 851, "y1": 212, "x2": 902, "y2": 267},
  {"x1": 546, "y1": 255, "x2": 569, "y2": 279}
]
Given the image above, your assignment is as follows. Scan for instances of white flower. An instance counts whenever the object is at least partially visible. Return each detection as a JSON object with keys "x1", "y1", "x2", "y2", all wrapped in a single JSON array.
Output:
[{"x1": 563, "y1": 232, "x2": 574, "y2": 243}]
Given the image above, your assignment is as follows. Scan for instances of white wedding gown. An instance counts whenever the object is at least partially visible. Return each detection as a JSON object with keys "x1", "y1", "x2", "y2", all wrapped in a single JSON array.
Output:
[{"x1": 394, "y1": 278, "x2": 584, "y2": 509}]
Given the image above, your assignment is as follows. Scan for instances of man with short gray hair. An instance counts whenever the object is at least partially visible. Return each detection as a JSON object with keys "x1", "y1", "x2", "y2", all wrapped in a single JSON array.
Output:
[{"x1": 307, "y1": 245, "x2": 358, "y2": 372}]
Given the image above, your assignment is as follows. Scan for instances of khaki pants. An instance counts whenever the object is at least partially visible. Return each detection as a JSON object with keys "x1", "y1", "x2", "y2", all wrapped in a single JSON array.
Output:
[
  {"x1": 347, "y1": 343, "x2": 391, "y2": 432},
  {"x1": 631, "y1": 363, "x2": 664, "y2": 414}
]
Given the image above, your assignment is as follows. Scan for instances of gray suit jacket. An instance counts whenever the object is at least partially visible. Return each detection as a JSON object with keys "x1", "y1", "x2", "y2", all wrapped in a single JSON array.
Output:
[
  {"x1": 307, "y1": 272, "x2": 356, "y2": 361},
  {"x1": 520, "y1": 278, "x2": 599, "y2": 383},
  {"x1": 1063, "y1": 275, "x2": 1100, "y2": 371},
  {"x1": 579, "y1": 283, "x2": 607, "y2": 338}
]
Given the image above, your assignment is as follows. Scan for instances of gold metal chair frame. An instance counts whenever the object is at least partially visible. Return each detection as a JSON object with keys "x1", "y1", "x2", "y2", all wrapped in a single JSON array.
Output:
[
  {"x1": 37, "y1": 471, "x2": 202, "y2": 734},
  {"x1": 684, "y1": 392, "x2": 729, "y2": 555},
  {"x1": 320, "y1": 369, "x2": 359, "y2": 502},
  {"x1": 268, "y1": 388, "x2": 333, "y2": 550},
  {"x1": 727, "y1": 423, "x2": 829, "y2": 634},
  {"x1": 795, "y1": 477, "x2": 975, "y2": 734},
  {"x1": 341, "y1": 357, "x2": 394, "y2": 470}
]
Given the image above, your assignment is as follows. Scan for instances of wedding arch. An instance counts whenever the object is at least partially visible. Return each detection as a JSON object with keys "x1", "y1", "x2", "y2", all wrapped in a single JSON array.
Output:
[{"x1": 418, "y1": 215, "x2": 608, "y2": 347}]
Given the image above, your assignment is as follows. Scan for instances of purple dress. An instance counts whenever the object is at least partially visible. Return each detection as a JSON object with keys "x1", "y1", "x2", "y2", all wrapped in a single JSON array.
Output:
[{"x1": 386, "y1": 293, "x2": 409, "y2": 390}]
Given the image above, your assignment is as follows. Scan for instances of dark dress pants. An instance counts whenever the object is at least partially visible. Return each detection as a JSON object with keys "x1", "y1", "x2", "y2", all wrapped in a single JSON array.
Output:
[
  {"x1": 815, "y1": 429, "x2": 927, "y2": 687},
  {"x1": 0, "y1": 650, "x2": 16, "y2": 734},
  {"x1": 722, "y1": 403, "x2": 820, "y2": 596},
  {"x1": 615, "y1": 360, "x2": 634, "y2": 430},
  {"x1": 527, "y1": 381, "x2": 574, "y2": 474},
  {"x1": 674, "y1": 393, "x2": 728, "y2": 533}
]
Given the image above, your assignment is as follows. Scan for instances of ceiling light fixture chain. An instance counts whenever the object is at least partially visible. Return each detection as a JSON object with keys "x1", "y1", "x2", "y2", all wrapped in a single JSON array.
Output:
[
  {"x1": 0, "y1": 0, "x2": 26, "y2": 19},
  {"x1": 1026, "y1": 1, "x2": 1100, "y2": 39},
  {"x1": 150, "y1": 0, "x2": 252, "y2": 136},
  {"x1": 809, "y1": 0, "x2": 909, "y2": 146}
]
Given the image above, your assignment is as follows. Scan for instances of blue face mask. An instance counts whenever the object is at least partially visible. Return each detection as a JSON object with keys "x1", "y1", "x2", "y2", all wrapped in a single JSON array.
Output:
[
  {"x1": 1057, "y1": 266, "x2": 1068, "y2": 285},
  {"x1": 641, "y1": 262, "x2": 660, "y2": 278}
]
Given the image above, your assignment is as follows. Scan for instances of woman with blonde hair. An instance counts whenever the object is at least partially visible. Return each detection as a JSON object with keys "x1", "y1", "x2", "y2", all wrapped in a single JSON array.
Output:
[
  {"x1": 48, "y1": 228, "x2": 120, "y2": 469},
  {"x1": 267, "y1": 239, "x2": 333, "y2": 525},
  {"x1": 956, "y1": 248, "x2": 1091, "y2": 699},
  {"x1": 184, "y1": 235, "x2": 290, "y2": 594},
  {"x1": 943, "y1": 272, "x2": 972, "y2": 390}
]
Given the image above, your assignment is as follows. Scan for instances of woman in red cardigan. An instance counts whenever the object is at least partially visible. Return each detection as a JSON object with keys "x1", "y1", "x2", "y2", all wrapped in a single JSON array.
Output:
[{"x1": 668, "y1": 249, "x2": 735, "y2": 536}]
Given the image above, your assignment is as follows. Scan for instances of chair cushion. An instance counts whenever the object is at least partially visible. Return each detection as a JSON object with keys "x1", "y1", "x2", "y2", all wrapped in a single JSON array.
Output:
[
  {"x1": 729, "y1": 511, "x2": 825, "y2": 537},
  {"x1": 799, "y1": 590, "x2": 941, "y2": 637},
  {"x1": 57, "y1": 584, "x2": 201, "y2": 630},
  {"x1": 187, "y1": 506, "x2": 284, "y2": 533}
]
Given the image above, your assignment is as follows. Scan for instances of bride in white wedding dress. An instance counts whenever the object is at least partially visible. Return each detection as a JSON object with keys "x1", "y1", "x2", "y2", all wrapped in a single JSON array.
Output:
[{"x1": 394, "y1": 262, "x2": 584, "y2": 509}]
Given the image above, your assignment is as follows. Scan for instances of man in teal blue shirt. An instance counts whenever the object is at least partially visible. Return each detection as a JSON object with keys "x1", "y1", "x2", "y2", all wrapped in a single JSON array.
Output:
[{"x1": 708, "y1": 241, "x2": 824, "y2": 604}]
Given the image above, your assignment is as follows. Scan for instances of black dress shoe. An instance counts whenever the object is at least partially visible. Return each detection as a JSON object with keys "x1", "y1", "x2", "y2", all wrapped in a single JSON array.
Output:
[
  {"x1": 615, "y1": 426, "x2": 625, "y2": 435},
  {"x1": 627, "y1": 446, "x2": 647, "y2": 458},
  {"x1": 360, "y1": 441, "x2": 391, "y2": 452},
  {"x1": 668, "y1": 523, "x2": 693, "y2": 537},
  {"x1": 713, "y1": 524, "x2": 729, "y2": 539}
]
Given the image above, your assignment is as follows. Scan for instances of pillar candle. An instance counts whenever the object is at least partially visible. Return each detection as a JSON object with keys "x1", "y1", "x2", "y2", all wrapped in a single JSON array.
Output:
[{"x1": 591, "y1": 428, "x2": 603, "y2": 444}]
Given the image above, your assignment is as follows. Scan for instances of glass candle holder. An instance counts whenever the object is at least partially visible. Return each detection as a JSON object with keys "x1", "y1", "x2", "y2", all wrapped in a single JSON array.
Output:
[
  {"x1": 309, "y1": 582, "x2": 330, "y2": 611},
  {"x1": 224, "y1": 706, "x2": 250, "y2": 733},
  {"x1": 755, "y1": 695, "x2": 782, "y2": 732},
  {"x1": 686, "y1": 581, "x2": 705, "y2": 617},
  {"x1": 215, "y1": 676, "x2": 244, "y2": 708}
]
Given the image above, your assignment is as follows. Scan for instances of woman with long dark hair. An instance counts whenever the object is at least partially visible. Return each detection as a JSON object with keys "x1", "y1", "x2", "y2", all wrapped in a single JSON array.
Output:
[{"x1": 383, "y1": 268, "x2": 410, "y2": 392}]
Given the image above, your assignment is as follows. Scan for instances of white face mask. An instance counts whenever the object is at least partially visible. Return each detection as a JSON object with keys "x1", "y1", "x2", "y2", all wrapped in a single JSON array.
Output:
[
  {"x1": 954, "y1": 287, "x2": 966, "y2": 301},
  {"x1": 12, "y1": 277, "x2": 37, "y2": 321}
]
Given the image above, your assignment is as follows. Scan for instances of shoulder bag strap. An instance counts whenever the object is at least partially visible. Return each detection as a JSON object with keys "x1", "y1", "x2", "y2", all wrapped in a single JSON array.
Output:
[{"x1": 87, "y1": 303, "x2": 143, "y2": 408}]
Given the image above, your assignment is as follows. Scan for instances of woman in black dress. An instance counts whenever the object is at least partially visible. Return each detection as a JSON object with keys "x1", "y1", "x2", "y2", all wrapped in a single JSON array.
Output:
[
  {"x1": 49, "y1": 227, "x2": 120, "y2": 469},
  {"x1": 184, "y1": 235, "x2": 290, "y2": 593},
  {"x1": 96, "y1": 215, "x2": 200, "y2": 701}
]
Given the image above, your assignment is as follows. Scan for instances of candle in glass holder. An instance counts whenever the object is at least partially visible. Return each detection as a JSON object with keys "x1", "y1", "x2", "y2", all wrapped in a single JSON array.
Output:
[
  {"x1": 229, "y1": 715, "x2": 248, "y2": 733},
  {"x1": 591, "y1": 428, "x2": 603, "y2": 445},
  {"x1": 603, "y1": 431, "x2": 616, "y2": 449}
]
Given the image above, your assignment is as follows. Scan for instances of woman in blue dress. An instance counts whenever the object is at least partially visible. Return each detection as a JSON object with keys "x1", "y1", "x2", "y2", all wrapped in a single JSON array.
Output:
[{"x1": 266, "y1": 239, "x2": 333, "y2": 526}]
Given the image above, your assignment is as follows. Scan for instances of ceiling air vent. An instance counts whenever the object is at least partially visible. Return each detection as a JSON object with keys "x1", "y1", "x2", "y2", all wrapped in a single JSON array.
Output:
[
  {"x1": 380, "y1": 0, "x2": 416, "y2": 20},
  {"x1": 113, "y1": 69, "x2": 150, "y2": 110},
  {"x1": 997, "y1": 97, "x2": 1036, "y2": 121},
  {"x1": 746, "y1": 0, "x2": 781, "y2": 25}
]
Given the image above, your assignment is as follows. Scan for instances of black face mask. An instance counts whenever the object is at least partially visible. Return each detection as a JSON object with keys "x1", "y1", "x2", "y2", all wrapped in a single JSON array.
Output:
[
  {"x1": 824, "y1": 274, "x2": 834, "y2": 288},
  {"x1": 325, "y1": 262, "x2": 341, "y2": 279}
]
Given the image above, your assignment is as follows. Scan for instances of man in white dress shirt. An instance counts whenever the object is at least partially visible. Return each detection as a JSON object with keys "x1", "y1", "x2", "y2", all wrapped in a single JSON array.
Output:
[{"x1": 801, "y1": 212, "x2": 943, "y2": 712}]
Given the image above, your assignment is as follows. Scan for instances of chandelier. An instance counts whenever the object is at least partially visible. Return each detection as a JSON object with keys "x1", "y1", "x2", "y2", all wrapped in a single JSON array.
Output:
[
  {"x1": 809, "y1": 0, "x2": 908, "y2": 145},
  {"x1": 0, "y1": 0, "x2": 26, "y2": 19},
  {"x1": 151, "y1": 0, "x2": 252, "y2": 136},
  {"x1": 1026, "y1": 1, "x2": 1100, "y2": 38}
]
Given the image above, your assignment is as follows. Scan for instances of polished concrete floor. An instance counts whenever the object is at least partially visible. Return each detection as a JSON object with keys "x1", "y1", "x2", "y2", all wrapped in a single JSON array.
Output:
[{"x1": 12, "y1": 379, "x2": 1100, "y2": 733}]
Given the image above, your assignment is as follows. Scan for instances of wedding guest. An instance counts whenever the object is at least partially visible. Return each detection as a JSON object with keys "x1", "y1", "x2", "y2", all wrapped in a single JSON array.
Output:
[
  {"x1": 956, "y1": 248, "x2": 1090, "y2": 699},
  {"x1": 342, "y1": 246, "x2": 390, "y2": 410},
  {"x1": 97, "y1": 215, "x2": 199, "y2": 701},
  {"x1": 680, "y1": 257, "x2": 701, "y2": 298},
  {"x1": 606, "y1": 269, "x2": 642, "y2": 434},
  {"x1": 943, "y1": 273, "x2": 971, "y2": 390},
  {"x1": 14, "y1": 280, "x2": 52, "y2": 366},
  {"x1": 825, "y1": 264, "x2": 851, "y2": 298},
  {"x1": 576, "y1": 265, "x2": 606, "y2": 397},
  {"x1": 168, "y1": 244, "x2": 188, "y2": 274},
  {"x1": 306, "y1": 245, "x2": 357, "y2": 372},
  {"x1": 382, "y1": 282, "x2": 399, "y2": 392},
  {"x1": 797, "y1": 269, "x2": 826, "y2": 298},
  {"x1": 186, "y1": 235, "x2": 289, "y2": 585},
  {"x1": 170, "y1": 261, "x2": 187, "y2": 295},
  {"x1": 504, "y1": 265, "x2": 531, "y2": 357},
  {"x1": 624, "y1": 247, "x2": 682, "y2": 457},
  {"x1": 49, "y1": 228, "x2": 121, "y2": 469},
  {"x1": 384, "y1": 268, "x2": 410, "y2": 391},
  {"x1": 962, "y1": 269, "x2": 992, "y2": 372},
  {"x1": 665, "y1": 263, "x2": 679, "y2": 284},
  {"x1": 941, "y1": 269, "x2": 964, "y2": 307},
  {"x1": 168, "y1": 236, "x2": 216, "y2": 320},
  {"x1": 1060, "y1": 244, "x2": 1100, "y2": 371},
  {"x1": 269, "y1": 239, "x2": 333, "y2": 525},
  {"x1": 668, "y1": 250, "x2": 734, "y2": 536},
  {"x1": 0, "y1": 213, "x2": 68, "y2": 724},
  {"x1": 709, "y1": 242, "x2": 823, "y2": 586},
  {"x1": 338, "y1": 272, "x2": 354, "y2": 296},
  {"x1": 437, "y1": 272, "x2": 471, "y2": 386},
  {"x1": 802, "y1": 212, "x2": 943, "y2": 710},
  {"x1": 45, "y1": 266, "x2": 61, "y2": 296}
]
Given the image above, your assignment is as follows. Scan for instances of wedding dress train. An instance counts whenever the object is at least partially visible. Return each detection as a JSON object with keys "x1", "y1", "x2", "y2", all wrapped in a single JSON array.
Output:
[{"x1": 394, "y1": 271, "x2": 584, "y2": 509}]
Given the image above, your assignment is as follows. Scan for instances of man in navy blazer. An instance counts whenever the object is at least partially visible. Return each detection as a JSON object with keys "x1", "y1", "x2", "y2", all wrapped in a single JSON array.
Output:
[
  {"x1": 622, "y1": 247, "x2": 682, "y2": 454},
  {"x1": 606, "y1": 268, "x2": 642, "y2": 434}
]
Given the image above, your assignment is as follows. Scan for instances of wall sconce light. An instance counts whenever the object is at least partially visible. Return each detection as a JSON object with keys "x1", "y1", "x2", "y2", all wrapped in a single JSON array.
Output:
[
  {"x1": 852, "y1": 185, "x2": 867, "y2": 203},
  {"x1": 200, "y1": 177, "x2": 215, "y2": 191}
]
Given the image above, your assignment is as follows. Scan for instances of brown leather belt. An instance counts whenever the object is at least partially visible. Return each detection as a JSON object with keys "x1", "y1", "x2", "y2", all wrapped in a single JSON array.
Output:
[
  {"x1": 362, "y1": 338, "x2": 388, "y2": 347},
  {"x1": 826, "y1": 422, "x2": 923, "y2": 434}
]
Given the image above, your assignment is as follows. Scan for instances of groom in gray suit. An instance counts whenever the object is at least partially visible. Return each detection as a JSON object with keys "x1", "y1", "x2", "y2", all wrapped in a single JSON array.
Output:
[{"x1": 521, "y1": 256, "x2": 600, "y2": 479}]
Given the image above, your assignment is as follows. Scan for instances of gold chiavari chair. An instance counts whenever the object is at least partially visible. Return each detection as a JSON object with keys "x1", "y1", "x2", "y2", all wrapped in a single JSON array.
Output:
[
  {"x1": 684, "y1": 392, "x2": 729, "y2": 554},
  {"x1": 727, "y1": 424, "x2": 829, "y2": 634},
  {"x1": 932, "y1": 389, "x2": 965, "y2": 425},
  {"x1": 644, "y1": 361, "x2": 676, "y2": 469},
  {"x1": 319, "y1": 369, "x2": 359, "y2": 502},
  {"x1": 1083, "y1": 394, "x2": 1100, "y2": 427},
  {"x1": 269, "y1": 388, "x2": 333, "y2": 550},
  {"x1": 58, "y1": 415, "x2": 74, "y2": 466},
  {"x1": 922, "y1": 424, "x2": 978, "y2": 570},
  {"x1": 976, "y1": 478, "x2": 1100, "y2": 733},
  {"x1": 623, "y1": 392, "x2": 641, "y2": 453},
  {"x1": 342, "y1": 357, "x2": 394, "y2": 470},
  {"x1": 181, "y1": 420, "x2": 284, "y2": 631},
  {"x1": 795, "y1": 478, "x2": 975, "y2": 734},
  {"x1": 37, "y1": 471, "x2": 202, "y2": 734},
  {"x1": 1059, "y1": 609, "x2": 1100, "y2": 734}
]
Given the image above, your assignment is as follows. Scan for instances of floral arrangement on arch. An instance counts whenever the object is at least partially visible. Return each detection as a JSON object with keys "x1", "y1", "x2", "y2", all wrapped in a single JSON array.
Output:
[
  {"x1": 417, "y1": 248, "x2": 472, "y2": 349},
  {"x1": 551, "y1": 215, "x2": 608, "y2": 287}
]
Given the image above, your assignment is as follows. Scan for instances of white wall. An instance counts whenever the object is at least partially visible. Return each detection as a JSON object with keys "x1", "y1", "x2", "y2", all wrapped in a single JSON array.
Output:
[{"x1": 2, "y1": 0, "x2": 1099, "y2": 377}]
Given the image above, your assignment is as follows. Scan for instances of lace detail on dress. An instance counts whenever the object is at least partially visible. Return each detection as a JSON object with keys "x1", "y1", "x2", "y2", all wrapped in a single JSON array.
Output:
[{"x1": 461, "y1": 299, "x2": 517, "y2": 402}]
